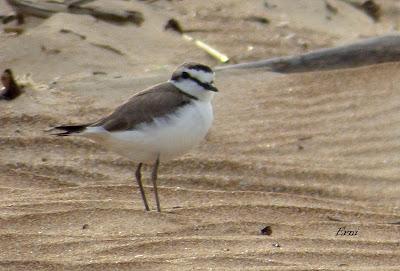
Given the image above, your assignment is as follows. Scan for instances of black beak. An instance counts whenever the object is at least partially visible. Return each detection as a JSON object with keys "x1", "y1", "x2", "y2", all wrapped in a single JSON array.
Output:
[{"x1": 207, "y1": 84, "x2": 218, "y2": 92}]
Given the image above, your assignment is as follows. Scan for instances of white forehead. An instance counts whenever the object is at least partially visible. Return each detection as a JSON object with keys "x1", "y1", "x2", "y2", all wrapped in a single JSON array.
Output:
[{"x1": 184, "y1": 68, "x2": 214, "y2": 83}]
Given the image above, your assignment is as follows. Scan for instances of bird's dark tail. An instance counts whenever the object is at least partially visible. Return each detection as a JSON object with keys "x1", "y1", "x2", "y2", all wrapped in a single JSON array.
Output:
[{"x1": 51, "y1": 124, "x2": 88, "y2": 136}]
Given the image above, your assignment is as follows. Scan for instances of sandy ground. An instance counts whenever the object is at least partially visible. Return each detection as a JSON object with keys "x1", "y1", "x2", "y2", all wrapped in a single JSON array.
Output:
[{"x1": 1, "y1": 0, "x2": 400, "y2": 270}]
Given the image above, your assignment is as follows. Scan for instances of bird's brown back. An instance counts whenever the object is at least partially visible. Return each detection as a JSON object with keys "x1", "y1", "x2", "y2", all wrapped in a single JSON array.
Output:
[{"x1": 92, "y1": 82, "x2": 196, "y2": 132}]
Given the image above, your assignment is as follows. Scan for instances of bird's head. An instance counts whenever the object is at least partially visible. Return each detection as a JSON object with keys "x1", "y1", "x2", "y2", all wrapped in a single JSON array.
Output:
[{"x1": 170, "y1": 62, "x2": 218, "y2": 101}]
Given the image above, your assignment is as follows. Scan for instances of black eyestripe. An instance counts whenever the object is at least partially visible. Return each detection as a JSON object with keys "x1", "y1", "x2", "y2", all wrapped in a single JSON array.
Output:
[
  {"x1": 171, "y1": 71, "x2": 218, "y2": 92},
  {"x1": 188, "y1": 74, "x2": 213, "y2": 90}
]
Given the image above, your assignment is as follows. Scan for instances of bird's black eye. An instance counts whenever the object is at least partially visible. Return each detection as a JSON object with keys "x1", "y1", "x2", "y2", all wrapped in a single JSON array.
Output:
[{"x1": 181, "y1": 72, "x2": 189, "y2": 79}]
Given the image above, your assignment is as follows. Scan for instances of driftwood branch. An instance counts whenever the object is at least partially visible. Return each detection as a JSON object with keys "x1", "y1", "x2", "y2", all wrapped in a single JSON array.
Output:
[
  {"x1": 68, "y1": 2, "x2": 143, "y2": 25},
  {"x1": 5, "y1": 0, "x2": 65, "y2": 18},
  {"x1": 5, "y1": 0, "x2": 143, "y2": 25},
  {"x1": 216, "y1": 35, "x2": 400, "y2": 73}
]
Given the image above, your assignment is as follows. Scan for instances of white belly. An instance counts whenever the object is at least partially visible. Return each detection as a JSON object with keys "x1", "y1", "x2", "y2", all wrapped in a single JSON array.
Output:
[{"x1": 84, "y1": 101, "x2": 213, "y2": 163}]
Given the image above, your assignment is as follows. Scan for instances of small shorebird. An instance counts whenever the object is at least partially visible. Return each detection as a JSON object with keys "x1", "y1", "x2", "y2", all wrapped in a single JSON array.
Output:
[{"x1": 54, "y1": 62, "x2": 218, "y2": 212}]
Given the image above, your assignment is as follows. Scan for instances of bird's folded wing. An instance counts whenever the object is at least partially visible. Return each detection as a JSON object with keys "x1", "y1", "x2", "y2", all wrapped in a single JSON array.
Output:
[{"x1": 92, "y1": 82, "x2": 193, "y2": 132}]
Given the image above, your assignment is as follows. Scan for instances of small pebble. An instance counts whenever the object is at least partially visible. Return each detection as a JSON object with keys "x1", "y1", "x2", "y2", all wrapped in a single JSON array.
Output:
[{"x1": 261, "y1": 225, "x2": 272, "y2": 236}]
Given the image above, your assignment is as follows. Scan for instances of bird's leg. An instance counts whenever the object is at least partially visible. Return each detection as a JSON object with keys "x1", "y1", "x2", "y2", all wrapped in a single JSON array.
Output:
[
  {"x1": 135, "y1": 163, "x2": 150, "y2": 211},
  {"x1": 151, "y1": 155, "x2": 161, "y2": 212}
]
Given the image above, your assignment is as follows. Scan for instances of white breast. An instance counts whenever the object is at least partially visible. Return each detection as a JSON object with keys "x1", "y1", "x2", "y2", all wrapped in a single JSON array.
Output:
[{"x1": 84, "y1": 101, "x2": 213, "y2": 163}]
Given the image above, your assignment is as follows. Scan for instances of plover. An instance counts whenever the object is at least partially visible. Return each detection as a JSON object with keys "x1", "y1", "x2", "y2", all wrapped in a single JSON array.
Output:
[{"x1": 53, "y1": 62, "x2": 218, "y2": 212}]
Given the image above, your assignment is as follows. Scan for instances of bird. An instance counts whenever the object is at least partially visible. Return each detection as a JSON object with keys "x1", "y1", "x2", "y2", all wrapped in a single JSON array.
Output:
[
  {"x1": 53, "y1": 62, "x2": 218, "y2": 212},
  {"x1": 0, "y1": 69, "x2": 22, "y2": 100}
]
